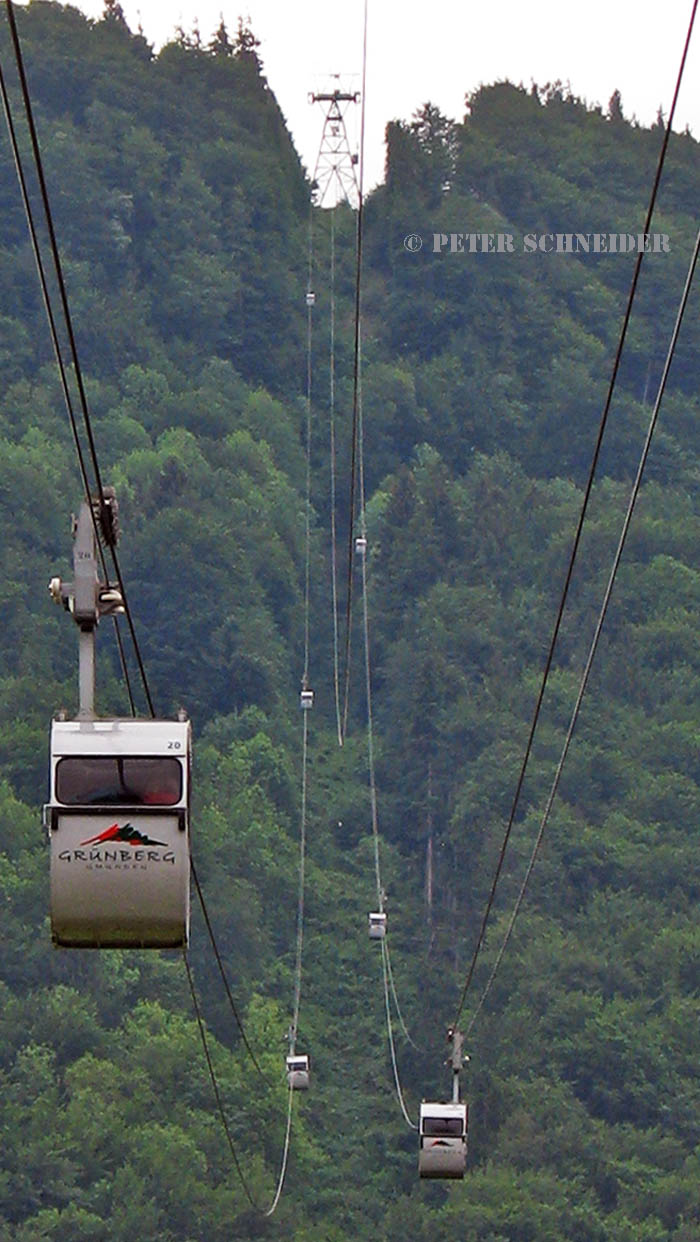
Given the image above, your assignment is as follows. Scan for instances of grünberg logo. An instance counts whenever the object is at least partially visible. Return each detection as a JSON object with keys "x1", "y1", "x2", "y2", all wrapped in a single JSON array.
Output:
[
  {"x1": 80, "y1": 822, "x2": 168, "y2": 848},
  {"x1": 58, "y1": 822, "x2": 176, "y2": 867}
]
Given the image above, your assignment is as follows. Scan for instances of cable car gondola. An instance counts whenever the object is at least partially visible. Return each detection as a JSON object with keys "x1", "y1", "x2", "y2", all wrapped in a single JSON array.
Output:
[
  {"x1": 45, "y1": 494, "x2": 191, "y2": 948},
  {"x1": 286, "y1": 1054, "x2": 310, "y2": 1090},
  {"x1": 47, "y1": 715, "x2": 191, "y2": 949},
  {"x1": 418, "y1": 1101, "x2": 468, "y2": 1179},
  {"x1": 368, "y1": 910, "x2": 386, "y2": 939}
]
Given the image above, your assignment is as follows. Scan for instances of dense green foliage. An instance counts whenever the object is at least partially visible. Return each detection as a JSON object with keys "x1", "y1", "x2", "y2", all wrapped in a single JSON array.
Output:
[{"x1": 0, "y1": 5, "x2": 699, "y2": 1239}]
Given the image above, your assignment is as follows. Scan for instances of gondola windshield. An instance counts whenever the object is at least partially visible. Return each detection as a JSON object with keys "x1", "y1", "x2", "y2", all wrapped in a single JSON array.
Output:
[
  {"x1": 421, "y1": 1114, "x2": 465, "y2": 1137},
  {"x1": 56, "y1": 756, "x2": 182, "y2": 806}
]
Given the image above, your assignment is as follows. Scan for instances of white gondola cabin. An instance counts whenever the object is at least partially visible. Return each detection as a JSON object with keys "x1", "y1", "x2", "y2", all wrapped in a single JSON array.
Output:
[
  {"x1": 418, "y1": 1101, "x2": 468, "y2": 1179},
  {"x1": 368, "y1": 911, "x2": 387, "y2": 939},
  {"x1": 300, "y1": 688, "x2": 314, "y2": 710},
  {"x1": 286, "y1": 1054, "x2": 310, "y2": 1090},
  {"x1": 47, "y1": 716, "x2": 191, "y2": 949},
  {"x1": 355, "y1": 535, "x2": 367, "y2": 556},
  {"x1": 306, "y1": 291, "x2": 316, "y2": 306}
]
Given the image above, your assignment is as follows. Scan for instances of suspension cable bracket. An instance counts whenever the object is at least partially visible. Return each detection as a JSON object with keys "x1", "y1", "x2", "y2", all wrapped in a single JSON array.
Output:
[
  {"x1": 446, "y1": 1027, "x2": 469, "y2": 1103},
  {"x1": 48, "y1": 493, "x2": 124, "y2": 716}
]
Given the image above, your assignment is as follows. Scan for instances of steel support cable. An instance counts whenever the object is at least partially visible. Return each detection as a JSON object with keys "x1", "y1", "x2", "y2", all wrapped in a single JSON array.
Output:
[
  {"x1": 250, "y1": 706, "x2": 310, "y2": 1219},
  {"x1": 356, "y1": 298, "x2": 430, "y2": 1045},
  {"x1": 0, "y1": 59, "x2": 93, "y2": 530},
  {"x1": 302, "y1": 203, "x2": 314, "y2": 691},
  {"x1": 340, "y1": 192, "x2": 363, "y2": 737},
  {"x1": 0, "y1": 53, "x2": 137, "y2": 714},
  {"x1": 4, "y1": 0, "x2": 109, "y2": 515},
  {"x1": 261, "y1": 270, "x2": 317, "y2": 1212},
  {"x1": 4, "y1": 0, "x2": 155, "y2": 718},
  {"x1": 451, "y1": 0, "x2": 698, "y2": 1032},
  {"x1": 190, "y1": 859, "x2": 271, "y2": 1086},
  {"x1": 340, "y1": 0, "x2": 369, "y2": 739},
  {"x1": 228, "y1": 200, "x2": 318, "y2": 1220},
  {"x1": 465, "y1": 219, "x2": 700, "y2": 1039},
  {"x1": 308, "y1": 99, "x2": 345, "y2": 745},
  {"x1": 112, "y1": 621, "x2": 137, "y2": 716},
  {"x1": 183, "y1": 205, "x2": 314, "y2": 1105},
  {"x1": 359, "y1": 448, "x2": 428, "y2": 1067},
  {"x1": 291, "y1": 710, "x2": 309, "y2": 1050},
  {"x1": 360, "y1": 561, "x2": 382, "y2": 907},
  {"x1": 187, "y1": 712, "x2": 309, "y2": 1213},
  {"x1": 357, "y1": 336, "x2": 428, "y2": 1084},
  {"x1": 182, "y1": 949, "x2": 262, "y2": 1212},
  {"x1": 381, "y1": 939, "x2": 418, "y2": 1129},
  {"x1": 105, "y1": 537, "x2": 155, "y2": 713},
  {"x1": 291, "y1": 179, "x2": 315, "y2": 1041},
  {"x1": 287, "y1": 194, "x2": 314, "y2": 1043},
  {"x1": 177, "y1": 85, "x2": 316, "y2": 1217},
  {"x1": 264, "y1": 1086, "x2": 295, "y2": 1218},
  {"x1": 185, "y1": 948, "x2": 296, "y2": 1218},
  {"x1": 355, "y1": 329, "x2": 382, "y2": 911},
  {"x1": 328, "y1": 207, "x2": 344, "y2": 746},
  {"x1": 352, "y1": 231, "x2": 411, "y2": 1094},
  {"x1": 261, "y1": 578, "x2": 312, "y2": 1221},
  {"x1": 384, "y1": 940, "x2": 424, "y2": 1052}
]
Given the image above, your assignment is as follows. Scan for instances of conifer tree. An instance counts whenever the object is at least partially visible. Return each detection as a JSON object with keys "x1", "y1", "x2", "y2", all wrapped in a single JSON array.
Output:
[
  {"x1": 608, "y1": 88, "x2": 624, "y2": 122},
  {"x1": 209, "y1": 16, "x2": 232, "y2": 56},
  {"x1": 103, "y1": 0, "x2": 127, "y2": 24},
  {"x1": 234, "y1": 16, "x2": 262, "y2": 68}
]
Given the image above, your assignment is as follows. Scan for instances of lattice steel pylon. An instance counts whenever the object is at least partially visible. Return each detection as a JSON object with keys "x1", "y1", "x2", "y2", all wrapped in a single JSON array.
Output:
[{"x1": 309, "y1": 81, "x2": 360, "y2": 208}]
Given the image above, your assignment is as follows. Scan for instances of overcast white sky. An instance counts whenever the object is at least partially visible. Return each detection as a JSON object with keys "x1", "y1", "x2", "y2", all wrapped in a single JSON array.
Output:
[{"x1": 68, "y1": 0, "x2": 700, "y2": 190}]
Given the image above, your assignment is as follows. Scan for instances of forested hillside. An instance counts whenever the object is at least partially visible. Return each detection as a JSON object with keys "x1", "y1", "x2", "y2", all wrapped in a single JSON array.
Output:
[{"x1": 0, "y1": 5, "x2": 699, "y2": 1240}]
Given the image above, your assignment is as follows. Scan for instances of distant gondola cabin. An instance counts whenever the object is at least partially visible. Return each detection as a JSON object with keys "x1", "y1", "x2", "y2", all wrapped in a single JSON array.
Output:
[
  {"x1": 418, "y1": 1101, "x2": 468, "y2": 1179},
  {"x1": 286, "y1": 1054, "x2": 310, "y2": 1090},
  {"x1": 47, "y1": 717, "x2": 191, "y2": 949}
]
